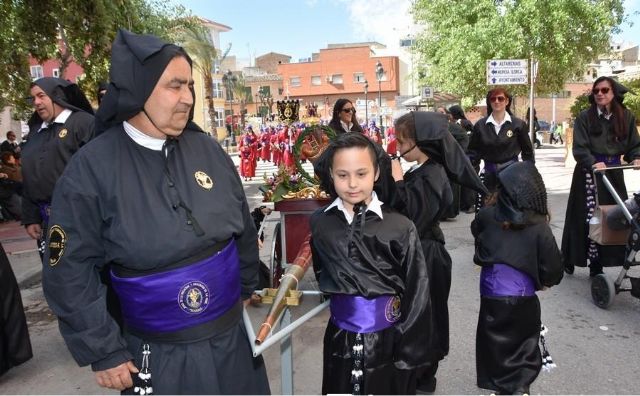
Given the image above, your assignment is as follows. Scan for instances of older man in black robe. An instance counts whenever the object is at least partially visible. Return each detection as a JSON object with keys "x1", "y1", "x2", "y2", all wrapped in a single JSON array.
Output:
[{"x1": 42, "y1": 29, "x2": 270, "y2": 394}]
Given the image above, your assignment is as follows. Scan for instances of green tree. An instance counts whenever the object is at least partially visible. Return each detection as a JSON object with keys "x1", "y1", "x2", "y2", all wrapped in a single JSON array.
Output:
[
  {"x1": 570, "y1": 92, "x2": 590, "y2": 120},
  {"x1": 412, "y1": 0, "x2": 626, "y2": 104},
  {"x1": 622, "y1": 78, "x2": 640, "y2": 121},
  {"x1": 177, "y1": 21, "x2": 218, "y2": 135},
  {"x1": 231, "y1": 75, "x2": 252, "y2": 130},
  {"x1": 2, "y1": 0, "x2": 191, "y2": 119}
]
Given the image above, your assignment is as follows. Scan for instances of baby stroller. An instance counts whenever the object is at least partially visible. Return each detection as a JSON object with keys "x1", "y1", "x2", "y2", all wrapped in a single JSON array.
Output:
[{"x1": 589, "y1": 166, "x2": 640, "y2": 308}]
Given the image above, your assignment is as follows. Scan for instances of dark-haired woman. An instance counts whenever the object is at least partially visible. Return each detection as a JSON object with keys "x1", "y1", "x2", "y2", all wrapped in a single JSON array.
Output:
[
  {"x1": 449, "y1": 105, "x2": 477, "y2": 212},
  {"x1": 328, "y1": 99, "x2": 364, "y2": 134},
  {"x1": 561, "y1": 77, "x2": 640, "y2": 276},
  {"x1": 468, "y1": 88, "x2": 534, "y2": 209}
]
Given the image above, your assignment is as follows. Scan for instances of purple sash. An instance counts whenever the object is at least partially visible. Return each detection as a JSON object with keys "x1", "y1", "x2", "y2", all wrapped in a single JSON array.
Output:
[
  {"x1": 484, "y1": 157, "x2": 517, "y2": 174},
  {"x1": 38, "y1": 202, "x2": 51, "y2": 224},
  {"x1": 330, "y1": 294, "x2": 401, "y2": 333},
  {"x1": 480, "y1": 263, "x2": 535, "y2": 297},
  {"x1": 593, "y1": 153, "x2": 621, "y2": 166},
  {"x1": 111, "y1": 240, "x2": 240, "y2": 333}
]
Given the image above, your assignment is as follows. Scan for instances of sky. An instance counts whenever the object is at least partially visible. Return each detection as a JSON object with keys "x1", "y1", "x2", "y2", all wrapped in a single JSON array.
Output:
[{"x1": 175, "y1": 0, "x2": 640, "y2": 66}]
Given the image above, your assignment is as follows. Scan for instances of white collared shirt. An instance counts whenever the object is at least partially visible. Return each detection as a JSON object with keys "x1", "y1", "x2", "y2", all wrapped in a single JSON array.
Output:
[
  {"x1": 38, "y1": 108, "x2": 73, "y2": 133},
  {"x1": 340, "y1": 120, "x2": 354, "y2": 132},
  {"x1": 597, "y1": 107, "x2": 612, "y2": 120},
  {"x1": 324, "y1": 191, "x2": 384, "y2": 224},
  {"x1": 486, "y1": 112, "x2": 512, "y2": 135},
  {"x1": 123, "y1": 121, "x2": 166, "y2": 151}
]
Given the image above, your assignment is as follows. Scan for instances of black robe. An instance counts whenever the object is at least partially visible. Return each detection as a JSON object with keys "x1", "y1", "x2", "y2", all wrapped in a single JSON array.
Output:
[
  {"x1": 0, "y1": 242, "x2": 33, "y2": 377},
  {"x1": 21, "y1": 111, "x2": 94, "y2": 226},
  {"x1": 471, "y1": 206, "x2": 563, "y2": 394},
  {"x1": 468, "y1": 115, "x2": 534, "y2": 194},
  {"x1": 310, "y1": 205, "x2": 431, "y2": 395},
  {"x1": 42, "y1": 125, "x2": 269, "y2": 394},
  {"x1": 441, "y1": 123, "x2": 469, "y2": 219},
  {"x1": 561, "y1": 108, "x2": 640, "y2": 270},
  {"x1": 391, "y1": 161, "x2": 452, "y2": 378}
]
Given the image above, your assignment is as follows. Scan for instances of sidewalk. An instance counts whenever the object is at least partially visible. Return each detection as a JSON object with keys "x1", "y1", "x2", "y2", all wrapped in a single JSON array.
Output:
[{"x1": 0, "y1": 220, "x2": 41, "y2": 288}]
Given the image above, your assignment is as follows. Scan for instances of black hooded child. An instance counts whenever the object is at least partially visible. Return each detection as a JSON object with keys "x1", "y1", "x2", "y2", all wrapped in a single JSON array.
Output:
[{"x1": 471, "y1": 161, "x2": 563, "y2": 395}]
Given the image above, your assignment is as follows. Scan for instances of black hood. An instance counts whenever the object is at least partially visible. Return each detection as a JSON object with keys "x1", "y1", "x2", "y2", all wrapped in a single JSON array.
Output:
[
  {"x1": 494, "y1": 161, "x2": 548, "y2": 225},
  {"x1": 95, "y1": 29, "x2": 200, "y2": 134},
  {"x1": 28, "y1": 77, "x2": 94, "y2": 128},
  {"x1": 413, "y1": 111, "x2": 487, "y2": 194}
]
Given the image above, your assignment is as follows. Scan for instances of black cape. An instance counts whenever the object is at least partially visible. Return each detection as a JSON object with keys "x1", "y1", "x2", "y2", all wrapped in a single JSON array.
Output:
[
  {"x1": 0, "y1": 242, "x2": 33, "y2": 376},
  {"x1": 392, "y1": 161, "x2": 452, "y2": 372},
  {"x1": 311, "y1": 205, "x2": 431, "y2": 394}
]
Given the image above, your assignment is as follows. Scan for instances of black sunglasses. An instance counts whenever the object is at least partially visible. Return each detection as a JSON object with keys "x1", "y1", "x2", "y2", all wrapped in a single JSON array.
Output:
[
  {"x1": 592, "y1": 87, "x2": 610, "y2": 95},
  {"x1": 341, "y1": 108, "x2": 355, "y2": 113}
]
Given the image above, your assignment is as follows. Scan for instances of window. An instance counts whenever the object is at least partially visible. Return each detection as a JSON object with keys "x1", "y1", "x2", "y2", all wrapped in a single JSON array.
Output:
[
  {"x1": 52, "y1": 68, "x2": 60, "y2": 78},
  {"x1": 400, "y1": 38, "x2": 415, "y2": 47},
  {"x1": 290, "y1": 77, "x2": 301, "y2": 87},
  {"x1": 311, "y1": 75, "x2": 322, "y2": 86},
  {"x1": 212, "y1": 80, "x2": 224, "y2": 99},
  {"x1": 278, "y1": 88, "x2": 284, "y2": 95},
  {"x1": 331, "y1": 74, "x2": 343, "y2": 84},
  {"x1": 259, "y1": 86, "x2": 271, "y2": 96},
  {"x1": 213, "y1": 60, "x2": 221, "y2": 74},
  {"x1": 30, "y1": 65, "x2": 43, "y2": 80},
  {"x1": 215, "y1": 109, "x2": 224, "y2": 128},
  {"x1": 353, "y1": 72, "x2": 366, "y2": 83}
]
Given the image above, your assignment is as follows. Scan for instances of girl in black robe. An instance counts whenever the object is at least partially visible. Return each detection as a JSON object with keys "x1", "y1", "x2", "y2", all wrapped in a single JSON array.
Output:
[
  {"x1": 311, "y1": 133, "x2": 431, "y2": 395},
  {"x1": 561, "y1": 77, "x2": 640, "y2": 276},
  {"x1": 390, "y1": 111, "x2": 486, "y2": 393},
  {"x1": 471, "y1": 162, "x2": 563, "y2": 394},
  {"x1": 0, "y1": 242, "x2": 33, "y2": 376}
]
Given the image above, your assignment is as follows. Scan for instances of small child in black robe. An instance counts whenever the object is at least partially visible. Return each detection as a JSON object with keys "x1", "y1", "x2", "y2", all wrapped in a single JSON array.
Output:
[
  {"x1": 471, "y1": 161, "x2": 563, "y2": 394},
  {"x1": 390, "y1": 111, "x2": 486, "y2": 393},
  {"x1": 310, "y1": 132, "x2": 431, "y2": 395}
]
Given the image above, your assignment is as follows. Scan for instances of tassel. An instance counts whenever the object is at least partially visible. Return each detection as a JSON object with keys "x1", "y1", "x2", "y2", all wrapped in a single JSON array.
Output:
[
  {"x1": 539, "y1": 325, "x2": 556, "y2": 373},
  {"x1": 350, "y1": 333, "x2": 364, "y2": 395},
  {"x1": 134, "y1": 343, "x2": 153, "y2": 395}
]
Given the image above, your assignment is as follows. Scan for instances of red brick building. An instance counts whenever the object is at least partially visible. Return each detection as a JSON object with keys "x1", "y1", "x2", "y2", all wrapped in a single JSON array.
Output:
[{"x1": 276, "y1": 44, "x2": 400, "y2": 126}]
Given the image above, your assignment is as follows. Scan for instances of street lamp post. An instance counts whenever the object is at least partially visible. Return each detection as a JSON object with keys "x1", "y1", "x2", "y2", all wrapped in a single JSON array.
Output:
[
  {"x1": 375, "y1": 61, "x2": 384, "y2": 135},
  {"x1": 222, "y1": 70, "x2": 238, "y2": 146},
  {"x1": 364, "y1": 79, "x2": 369, "y2": 127}
]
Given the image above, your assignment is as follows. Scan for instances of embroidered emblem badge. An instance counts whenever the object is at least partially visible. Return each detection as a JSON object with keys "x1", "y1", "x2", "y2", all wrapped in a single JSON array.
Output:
[
  {"x1": 194, "y1": 171, "x2": 213, "y2": 190},
  {"x1": 506, "y1": 130, "x2": 513, "y2": 138},
  {"x1": 384, "y1": 296, "x2": 401, "y2": 323},
  {"x1": 48, "y1": 225, "x2": 67, "y2": 267},
  {"x1": 178, "y1": 281, "x2": 210, "y2": 314},
  {"x1": 58, "y1": 128, "x2": 68, "y2": 138}
]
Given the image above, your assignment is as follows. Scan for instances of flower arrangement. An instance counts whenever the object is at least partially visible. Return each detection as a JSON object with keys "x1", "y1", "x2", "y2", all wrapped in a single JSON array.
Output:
[{"x1": 260, "y1": 124, "x2": 336, "y2": 202}]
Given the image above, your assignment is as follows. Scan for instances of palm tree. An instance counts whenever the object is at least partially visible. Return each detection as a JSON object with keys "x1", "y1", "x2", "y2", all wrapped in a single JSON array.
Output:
[
  {"x1": 178, "y1": 22, "x2": 217, "y2": 135},
  {"x1": 231, "y1": 75, "x2": 253, "y2": 130}
]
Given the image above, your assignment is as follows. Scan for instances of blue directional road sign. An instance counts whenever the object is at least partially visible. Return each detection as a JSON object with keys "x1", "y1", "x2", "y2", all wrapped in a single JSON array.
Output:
[{"x1": 486, "y1": 59, "x2": 528, "y2": 85}]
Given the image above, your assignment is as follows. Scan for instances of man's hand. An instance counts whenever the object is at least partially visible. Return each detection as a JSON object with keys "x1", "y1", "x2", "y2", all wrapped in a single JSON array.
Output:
[
  {"x1": 95, "y1": 361, "x2": 139, "y2": 391},
  {"x1": 25, "y1": 224, "x2": 42, "y2": 240},
  {"x1": 592, "y1": 162, "x2": 606, "y2": 171},
  {"x1": 632, "y1": 159, "x2": 640, "y2": 169}
]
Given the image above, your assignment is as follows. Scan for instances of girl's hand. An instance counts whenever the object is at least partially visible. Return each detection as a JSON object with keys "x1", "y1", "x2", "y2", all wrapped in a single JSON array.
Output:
[
  {"x1": 391, "y1": 158, "x2": 404, "y2": 181},
  {"x1": 592, "y1": 162, "x2": 606, "y2": 170}
]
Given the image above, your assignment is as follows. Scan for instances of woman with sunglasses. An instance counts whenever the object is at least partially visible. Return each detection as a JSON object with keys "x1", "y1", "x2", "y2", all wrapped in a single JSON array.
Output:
[
  {"x1": 328, "y1": 98, "x2": 364, "y2": 134},
  {"x1": 561, "y1": 77, "x2": 640, "y2": 277},
  {"x1": 468, "y1": 87, "x2": 534, "y2": 209}
]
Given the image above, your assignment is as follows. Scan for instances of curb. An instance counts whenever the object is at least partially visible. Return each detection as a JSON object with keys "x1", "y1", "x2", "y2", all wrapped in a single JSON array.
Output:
[{"x1": 17, "y1": 266, "x2": 42, "y2": 289}]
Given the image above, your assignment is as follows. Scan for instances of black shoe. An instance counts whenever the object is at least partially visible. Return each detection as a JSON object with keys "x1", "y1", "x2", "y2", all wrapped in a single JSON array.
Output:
[
  {"x1": 416, "y1": 376, "x2": 436, "y2": 394},
  {"x1": 564, "y1": 262, "x2": 574, "y2": 275}
]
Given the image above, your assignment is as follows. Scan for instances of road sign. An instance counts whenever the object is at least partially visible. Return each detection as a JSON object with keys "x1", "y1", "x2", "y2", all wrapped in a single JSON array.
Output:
[
  {"x1": 486, "y1": 59, "x2": 528, "y2": 85},
  {"x1": 421, "y1": 86, "x2": 434, "y2": 99}
]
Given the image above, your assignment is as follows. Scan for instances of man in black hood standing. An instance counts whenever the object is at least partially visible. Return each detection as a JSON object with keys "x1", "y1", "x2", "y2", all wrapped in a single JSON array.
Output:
[
  {"x1": 22, "y1": 77, "x2": 95, "y2": 258},
  {"x1": 42, "y1": 29, "x2": 269, "y2": 394}
]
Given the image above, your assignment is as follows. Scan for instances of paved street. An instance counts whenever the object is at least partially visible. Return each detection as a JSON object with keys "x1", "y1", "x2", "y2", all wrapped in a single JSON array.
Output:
[{"x1": 2, "y1": 144, "x2": 640, "y2": 394}]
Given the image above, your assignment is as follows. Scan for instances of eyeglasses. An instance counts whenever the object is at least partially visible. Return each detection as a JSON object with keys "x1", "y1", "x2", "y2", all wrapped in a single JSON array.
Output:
[
  {"x1": 592, "y1": 87, "x2": 611, "y2": 95},
  {"x1": 341, "y1": 108, "x2": 356, "y2": 113},
  {"x1": 489, "y1": 96, "x2": 506, "y2": 103}
]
